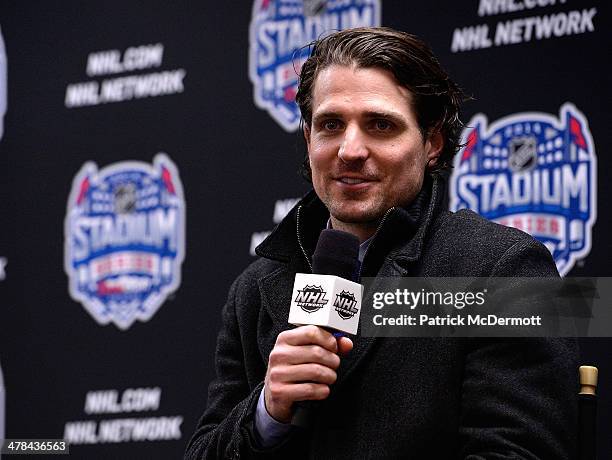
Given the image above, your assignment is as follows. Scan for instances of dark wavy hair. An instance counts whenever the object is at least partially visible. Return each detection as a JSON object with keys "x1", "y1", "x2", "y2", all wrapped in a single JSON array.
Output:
[{"x1": 295, "y1": 27, "x2": 467, "y2": 180}]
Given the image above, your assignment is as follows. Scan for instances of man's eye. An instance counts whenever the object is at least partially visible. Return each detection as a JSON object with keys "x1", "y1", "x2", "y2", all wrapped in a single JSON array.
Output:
[
  {"x1": 373, "y1": 119, "x2": 393, "y2": 131},
  {"x1": 322, "y1": 120, "x2": 342, "y2": 131}
]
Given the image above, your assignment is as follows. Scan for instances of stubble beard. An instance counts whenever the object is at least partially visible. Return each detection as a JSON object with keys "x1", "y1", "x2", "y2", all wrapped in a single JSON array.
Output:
[
  {"x1": 324, "y1": 193, "x2": 387, "y2": 226},
  {"x1": 323, "y1": 179, "x2": 422, "y2": 228}
]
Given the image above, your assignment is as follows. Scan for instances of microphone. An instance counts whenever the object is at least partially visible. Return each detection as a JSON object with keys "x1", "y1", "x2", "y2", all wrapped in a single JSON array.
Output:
[
  {"x1": 289, "y1": 229, "x2": 363, "y2": 427},
  {"x1": 312, "y1": 229, "x2": 360, "y2": 282}
]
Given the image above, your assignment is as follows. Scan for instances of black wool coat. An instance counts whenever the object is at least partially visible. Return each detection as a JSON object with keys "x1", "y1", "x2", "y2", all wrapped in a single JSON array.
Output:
[{"x1": 185, "y1": 175, "x2": 578, "y2": 460}]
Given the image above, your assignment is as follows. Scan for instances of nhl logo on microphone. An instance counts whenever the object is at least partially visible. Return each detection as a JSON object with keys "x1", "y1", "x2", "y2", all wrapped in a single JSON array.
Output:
[
  {"x1": 334, "y1": 290, "x2": 358, "y2": 320},
  {"x1": 289, "y1": 273, "x2": 363, "y2": 335},
  {"x1": 294, "y1": 285, "x2": 328, "y2": 313}
]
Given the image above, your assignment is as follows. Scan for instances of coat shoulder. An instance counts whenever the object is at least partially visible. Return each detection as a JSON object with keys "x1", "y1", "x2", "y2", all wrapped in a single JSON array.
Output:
[
  {"x1": 423, "y1": 209, "x2": 558, "y2": 276},
  {"x1": 236, "y1": 256, "x2": 285, "y2": 283},
  {"x1": 440, "y1": 208, "x2": 532, "y2": 245},
  {"x1": 225, "y1": 257, "x2": 290, "y2": 318},
  {"x1": 229, "y1": 257, "x2": 285, "y2": 297}
]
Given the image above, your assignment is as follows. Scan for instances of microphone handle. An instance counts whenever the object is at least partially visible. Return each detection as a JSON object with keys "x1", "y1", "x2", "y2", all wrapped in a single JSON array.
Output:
[
  {"x1": 291, "y1": 401, "x2": 317, "y2": 427},
  {"x1": 291, "y1": 330, "x2": 345, "y2": 427}
]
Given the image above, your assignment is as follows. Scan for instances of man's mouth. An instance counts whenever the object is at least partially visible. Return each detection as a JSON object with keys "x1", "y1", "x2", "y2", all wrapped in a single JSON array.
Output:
[{"x1": 339, "y1": 177, "x2": 369, "y2": 185}]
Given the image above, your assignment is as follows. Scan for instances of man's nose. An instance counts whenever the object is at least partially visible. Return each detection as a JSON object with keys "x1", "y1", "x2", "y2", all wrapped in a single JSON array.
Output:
[{"x1": 338, "y1": 124, "x2": 369, "y2": 163}]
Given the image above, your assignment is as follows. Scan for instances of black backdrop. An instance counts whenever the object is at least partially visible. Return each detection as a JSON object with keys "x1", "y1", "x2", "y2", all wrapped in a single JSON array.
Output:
[{"x1": 0, "y1": 1, "x2": 610, "y2": 458}]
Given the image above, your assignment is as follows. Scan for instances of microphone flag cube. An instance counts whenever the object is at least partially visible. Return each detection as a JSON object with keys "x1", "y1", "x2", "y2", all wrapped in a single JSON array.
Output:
[{"x1": 289, "y1": 273, "x2": 363, "y2": 335}]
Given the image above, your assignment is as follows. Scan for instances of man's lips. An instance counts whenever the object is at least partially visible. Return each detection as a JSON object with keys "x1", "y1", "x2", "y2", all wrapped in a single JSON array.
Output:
[
  {"x1": 339, "y1": 177, "x2": 369, "y2": 184},
  {"x1": 333, "y1": 176, "x2": 377, "y2": 187}
]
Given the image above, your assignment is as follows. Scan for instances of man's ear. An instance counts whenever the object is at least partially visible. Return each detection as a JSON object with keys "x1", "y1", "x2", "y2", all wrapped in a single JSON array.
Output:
[
  {"x1": 425, "y1": 130, "x2": 444, "y2": 171},
  {"x1": 303, "y1": 123, "x2": 311, "y2": 151}
]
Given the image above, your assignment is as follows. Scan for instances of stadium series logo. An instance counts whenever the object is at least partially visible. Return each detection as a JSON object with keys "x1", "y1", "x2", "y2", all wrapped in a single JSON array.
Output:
[
  {"x1": 249, "y1": 0, "x2": 381, "y2": 132},
  {"x1": 64, "y1": 154, "x2": 185, "y2": 330},
  {"x1": 450, "y1": 103, "x2": 597, "y2": 276},
  {"x1": 334, "y1": 290, "x2": 358, "y2": 319},
  {"x1": 295, "y1": 285, "x2": 328, "y2": 312}
]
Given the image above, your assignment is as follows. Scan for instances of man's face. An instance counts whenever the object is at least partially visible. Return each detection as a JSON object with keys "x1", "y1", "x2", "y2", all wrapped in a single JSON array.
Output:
[{"x1": 304, "y1": 65, "x2": 442, "y2": 228}]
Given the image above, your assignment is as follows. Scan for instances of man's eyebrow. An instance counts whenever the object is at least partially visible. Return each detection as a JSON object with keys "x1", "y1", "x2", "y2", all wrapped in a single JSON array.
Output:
[
  {"x1": 311, "y1": 111, "x2": 407, "y2": 122},
  {"x1": 311, "y1": 111, "x2": 342, "y2": 122},
  {"x1": 362, "y1": 111, "x2": 407, "y2": 121}
]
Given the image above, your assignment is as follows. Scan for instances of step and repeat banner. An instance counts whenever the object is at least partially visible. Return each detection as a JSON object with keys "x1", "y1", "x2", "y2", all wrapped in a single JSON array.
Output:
[{"x1": 0, "y1": 1, "x2": 610, "y2": 458}]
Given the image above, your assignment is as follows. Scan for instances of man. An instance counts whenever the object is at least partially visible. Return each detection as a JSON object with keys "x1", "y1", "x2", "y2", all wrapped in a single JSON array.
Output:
[{"x1": 185, "y1": 28, "x2": 577, "y2": 459}]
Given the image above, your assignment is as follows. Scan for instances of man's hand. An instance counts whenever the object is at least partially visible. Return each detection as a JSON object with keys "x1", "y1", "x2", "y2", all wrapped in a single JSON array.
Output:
[{"x1": 264, "y1": 325, "x2": 353, "y2": 423}]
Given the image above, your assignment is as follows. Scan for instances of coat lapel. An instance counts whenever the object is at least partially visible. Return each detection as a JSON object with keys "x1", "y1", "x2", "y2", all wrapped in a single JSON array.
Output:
[{"x1": 256, "y1": 265, "x2": 295, "y2": 360}]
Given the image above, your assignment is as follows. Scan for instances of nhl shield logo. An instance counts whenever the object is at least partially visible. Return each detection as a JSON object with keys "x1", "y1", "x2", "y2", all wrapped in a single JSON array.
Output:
[
  {"x1": 64, "y1": 154, "x2": 186, "y2": 330},
  {"x1": 450, "y1": 103, "x2": 597, "y2": 276},
  {"x1": 294, "y1": 285, "x2": 328, "y2": 313},
  {"x1": 334, "y1": 290, "x2": 358, "y2": 320},
  {"x1": 248, "y1": 0, "x2": 381, "y2": 132}
]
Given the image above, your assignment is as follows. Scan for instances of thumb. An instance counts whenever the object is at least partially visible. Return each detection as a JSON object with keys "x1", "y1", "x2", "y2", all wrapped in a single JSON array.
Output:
[{"x1": 337, "y1": 336, "x2": 353, "y2": 356}]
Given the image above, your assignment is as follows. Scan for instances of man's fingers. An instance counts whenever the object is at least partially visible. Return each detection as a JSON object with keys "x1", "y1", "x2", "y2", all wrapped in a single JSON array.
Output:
[
  {"x1": 269, "y1": 344, "x2": 341, "y2": 368},
  {"x1": 265, "y1": 328, "x2": 348, "y2": 422},
  {"x1": 277, "y1": 325, "x2": 338, "y2": 352},
  {"x1": 270, "y1": 382, "x2": 331, "y2": 403},
  {"x1": 268, "y1": 363, "x2": 337, "y2": 385}
]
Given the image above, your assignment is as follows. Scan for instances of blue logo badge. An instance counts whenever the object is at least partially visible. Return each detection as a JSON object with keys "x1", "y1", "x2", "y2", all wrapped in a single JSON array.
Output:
[
  {"x1": 64, "y1": 154, "x2": 186, "y2": 329},
  {"x1": 249, "y1": 0, "x2": 381, "y2": 132},
  {"x1": 450, "y1": 103, "x2": 597, "y2": 276}
]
